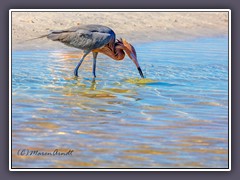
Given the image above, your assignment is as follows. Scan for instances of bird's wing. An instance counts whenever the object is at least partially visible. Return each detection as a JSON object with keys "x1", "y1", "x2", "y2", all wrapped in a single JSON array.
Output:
[{"x1": 47, "y1": 28, "x2": 113, "y2": 50}]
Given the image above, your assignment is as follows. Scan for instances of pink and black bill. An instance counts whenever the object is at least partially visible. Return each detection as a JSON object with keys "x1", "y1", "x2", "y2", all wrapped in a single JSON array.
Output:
[{"x1": 138, "y1": 67, "x2": 144, "y2": 78}]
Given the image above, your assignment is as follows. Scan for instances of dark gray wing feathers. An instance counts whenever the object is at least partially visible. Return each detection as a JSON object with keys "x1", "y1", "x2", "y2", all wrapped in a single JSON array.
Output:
[{"x1": 47, "y1": 25, "x2": 115, "y2": 51}]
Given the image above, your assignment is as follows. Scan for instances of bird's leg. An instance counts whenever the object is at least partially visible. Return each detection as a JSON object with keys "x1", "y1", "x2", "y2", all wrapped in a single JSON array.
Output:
[
  {"x1": 74, "y1": 51, "x2": 90, "y2": 77},
  {"x1": 92, "y1": 52, "x2": 98, "y2": 78}
]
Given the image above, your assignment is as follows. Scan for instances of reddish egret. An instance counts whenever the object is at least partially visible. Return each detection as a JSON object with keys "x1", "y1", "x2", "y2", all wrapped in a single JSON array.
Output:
[{"x1": 38, "y1": 24, "x2": 144, "y2": 78}]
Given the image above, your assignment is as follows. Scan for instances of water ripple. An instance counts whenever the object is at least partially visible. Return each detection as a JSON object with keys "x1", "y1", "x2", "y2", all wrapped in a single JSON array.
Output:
[{"x1": 12, "y1": 37, "x2": 229, "y2": 168}]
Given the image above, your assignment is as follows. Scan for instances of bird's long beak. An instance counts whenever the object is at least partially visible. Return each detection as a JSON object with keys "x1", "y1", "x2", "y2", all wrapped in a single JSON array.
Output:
[
  {"x1": 138, "y1": 67, "x2": 144, "y2": 78},
  {"x1": 130, "y1": 53, "x2": 144, "y2": 78},
  {"x1": 121, "y1": 38, "x2": 145, "y2": 78}
]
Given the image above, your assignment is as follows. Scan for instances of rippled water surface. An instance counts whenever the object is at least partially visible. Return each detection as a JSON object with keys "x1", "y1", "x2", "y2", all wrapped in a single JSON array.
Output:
[{"x1": 12, "y1": 37, "x2": 229, "y2": 168}]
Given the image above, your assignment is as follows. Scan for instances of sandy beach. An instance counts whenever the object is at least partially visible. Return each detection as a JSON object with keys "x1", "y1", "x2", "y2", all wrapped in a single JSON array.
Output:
[{"x1": 11, "y1": 11, "x2": 228, "y2": 50}]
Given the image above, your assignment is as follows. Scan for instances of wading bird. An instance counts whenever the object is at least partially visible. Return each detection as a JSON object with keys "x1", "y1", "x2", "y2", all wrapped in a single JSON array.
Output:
[{"x1": 37, "y1": 24, "x2": 144, "y2": 78}]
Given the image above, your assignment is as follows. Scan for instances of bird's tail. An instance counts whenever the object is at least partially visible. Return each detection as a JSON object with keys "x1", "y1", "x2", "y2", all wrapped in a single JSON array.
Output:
[
  {"x1": 26, "y1": 34, "x2": 49, "y2": 41},
  {"x1": 19, "y1": 34, "x2": 49, "y2": 43}
]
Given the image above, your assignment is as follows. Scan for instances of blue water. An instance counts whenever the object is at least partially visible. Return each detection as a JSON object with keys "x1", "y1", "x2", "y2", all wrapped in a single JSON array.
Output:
[{"x1": 12, "y1": 37, "x2": 229, "y2": 168}]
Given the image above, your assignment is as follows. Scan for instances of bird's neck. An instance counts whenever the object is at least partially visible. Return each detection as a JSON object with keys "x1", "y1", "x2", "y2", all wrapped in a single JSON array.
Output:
[{"x1": 97, "y1": 45, "x2": 125, "y2": 60}]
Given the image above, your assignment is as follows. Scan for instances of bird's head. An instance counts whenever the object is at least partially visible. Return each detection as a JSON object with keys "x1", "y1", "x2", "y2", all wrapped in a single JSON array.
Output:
[{"x1": 117, "y1": 38, "x2": 144, "y2": 78}]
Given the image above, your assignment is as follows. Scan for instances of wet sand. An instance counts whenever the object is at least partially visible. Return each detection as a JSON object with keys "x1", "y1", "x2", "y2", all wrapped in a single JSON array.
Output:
[{"x1": 11, "y1": 11, "x2": 228, "y2": 50}]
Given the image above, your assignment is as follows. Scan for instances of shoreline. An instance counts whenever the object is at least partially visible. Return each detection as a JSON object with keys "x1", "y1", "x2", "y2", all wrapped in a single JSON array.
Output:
[
  {"x1": 12, "y1": 12, "x2": 228, "y2": 51},
  {"x1": 13, "y1": 34, "x2": 228, "y2": 52}
]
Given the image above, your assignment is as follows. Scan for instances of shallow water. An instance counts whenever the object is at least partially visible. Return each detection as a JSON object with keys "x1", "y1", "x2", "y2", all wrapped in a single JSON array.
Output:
[{"x1": 12, "y1": 37, "x2": 229, "y2": 168}]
